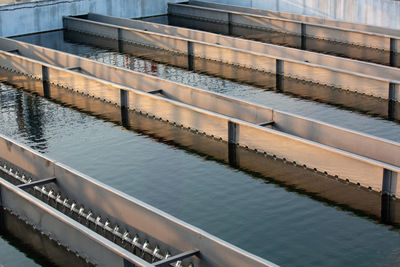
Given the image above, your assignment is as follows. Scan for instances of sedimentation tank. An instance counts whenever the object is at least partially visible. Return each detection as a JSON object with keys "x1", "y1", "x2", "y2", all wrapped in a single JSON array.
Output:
[{"x1": 0, "y1": 0, "x2": 399, "y2": 266}]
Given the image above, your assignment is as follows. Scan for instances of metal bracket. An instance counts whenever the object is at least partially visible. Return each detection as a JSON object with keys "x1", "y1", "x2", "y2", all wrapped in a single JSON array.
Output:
[
  {"x1": 259, "y1": 121, "x2": 274, "y2": 127},
  {"x1": 18, "y1": 177, "x2": 57, "y2": 190},
  {"x1": 153, "y1": 249, "x2": 199, "y2": 266},
  {"x1": 148, "y1": 90, "x2": 163, "y2": 95},
  {"x1": 6, "y1": 49, "x2": 20, "y2": 54},
  {"x1": 66, "y1": 66, "x2": 82, "y2": 71}
]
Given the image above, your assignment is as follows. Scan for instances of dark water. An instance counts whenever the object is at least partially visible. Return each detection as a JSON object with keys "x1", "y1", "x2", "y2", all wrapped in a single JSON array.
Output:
[{"x1": 0, "y1": 31, "x2": 399, "y2": 266}]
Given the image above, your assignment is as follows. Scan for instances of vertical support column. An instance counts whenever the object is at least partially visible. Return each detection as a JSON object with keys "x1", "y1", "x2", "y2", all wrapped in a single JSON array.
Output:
[
  {"x1": 301, "y1": 23, "x2": 307, "y2": 50},
  {"x1": 382, "y1": 168, "x2": 397, "y2": 196},
  {"x1": 120, "y1": 89, "x2": 130, "y2": 129},
  {"x1": 381, "y1": 169, "x2": 397, "y2": 223},
  {"x1": 42, "y1": 65, "x2": 50, "y2": 98},
  {"x1": 123, "y1": 258, "x2": 135, "y2": 267},
  {"x1": 276, "y1": 59, "x2": 284, "y2": 92},
  {"x1": 228, "y1": 121, "x2": 238, "y2": 166},
  {"x1": 120, "y1": 89, "x2": 128, "y2": 108},
  {"x1": 389, "y1": 83, "x2": 398, "y2": 101},
  {"x1": 187, "y1": 41, "x2": 194, "y2": 71},
  {"x1": 118, "y1": 28, "x2": 123, "y2": 53},
  {"x1": 390, "y1": 38, "x2": 397, "y2": 67},
  {"x1": 228, "y1": 13, "x2": 233, "y2": 35},
  {"x1": 388, "y1": 83, "x2": 398, "y2": 120},
  {"x1": 381, "y1": 194, "x2": 395, "y2": 224},
  {"x1": 0, "y1": 183, "x2": 2, "y2": 207}
]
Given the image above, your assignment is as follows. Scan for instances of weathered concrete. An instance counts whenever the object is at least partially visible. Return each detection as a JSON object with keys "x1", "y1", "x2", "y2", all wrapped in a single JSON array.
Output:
[
  {"x1": 0, "y1": 0, "x2": 181, "y2": 37},
  {"x1": 196, "y1": 0, "x2": 400, "y2": 30}
]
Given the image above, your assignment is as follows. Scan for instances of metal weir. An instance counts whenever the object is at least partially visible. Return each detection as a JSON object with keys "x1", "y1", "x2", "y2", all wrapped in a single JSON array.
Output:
[
  {"x1": 0, "y1": 163, "x2": 183, "y2": 266},
  {"x1": 0, "y1": 134, "x2": 275, "y2": 266}
]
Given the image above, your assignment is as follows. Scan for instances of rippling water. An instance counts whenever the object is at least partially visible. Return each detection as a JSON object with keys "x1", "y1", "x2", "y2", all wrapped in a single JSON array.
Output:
[{"x1": 0, "y1": 31, "x2": 399, "y2": 266}]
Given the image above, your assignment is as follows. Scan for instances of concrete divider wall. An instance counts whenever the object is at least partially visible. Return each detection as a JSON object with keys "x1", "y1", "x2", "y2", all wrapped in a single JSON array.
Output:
[
  {"x1": 195, "y1": 0, "x2": 400, "y2": 30},
  {"x1": 0, "y1": 0, "x2": 182, "y2": 37}
]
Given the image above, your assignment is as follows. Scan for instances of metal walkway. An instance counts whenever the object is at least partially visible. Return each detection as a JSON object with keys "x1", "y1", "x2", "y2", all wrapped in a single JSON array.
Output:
[{"x1": 0, "y1": 37, "x2": 399, "y2": 197}]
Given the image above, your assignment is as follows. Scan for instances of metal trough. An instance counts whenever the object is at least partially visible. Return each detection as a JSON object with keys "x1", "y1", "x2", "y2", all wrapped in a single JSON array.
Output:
[
  {"x1": 63, "y1": 15, "x2": 400, "y2": 102},
  {"x1": 0, "y1": 134, "x2": 277, "y2": 267},
  {"x1": 1, "y1": 74, "x2": 398, "y2": 226},
  {"x1": 168, "y1": 2, "x2": 400, "y2": 67},
  {"x1": 62, "y1": 29, "x2": 400, "y2": 122},
  {"x1": 188, "y1": 1, "x2": 400, "y2": 38},
  {"x1": 0, "y1": 37, "x2": 399, "y2": 197}
]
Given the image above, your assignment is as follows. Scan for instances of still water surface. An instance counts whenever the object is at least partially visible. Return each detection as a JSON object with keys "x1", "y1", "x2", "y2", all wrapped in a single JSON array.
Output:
[{"x1": 0, "y1": 31, "x2": 399, "y2": 266}]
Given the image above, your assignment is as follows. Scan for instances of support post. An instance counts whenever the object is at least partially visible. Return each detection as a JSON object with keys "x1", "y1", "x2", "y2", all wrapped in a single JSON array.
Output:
[
  {"x1": 381, "y1": 194, "x2": 395, "y2": 224},
  {"x1": 42, "y1": 65, "x2": 50, "y2": 98},
  {"x1": 276, "y1": 59, "x2": 284, "y2": 92},
  {"x1": 382, "y1": 169, "x2": 397, "y2": 196},
  {"x1": 228, "y1": 13, "x2": 233, "y2": 35},
  {"x1": 123, "y1": 259, "x2": 135, "y2": 267},
  {"x1": 120, "y1": 89, "x2": 128, "y2": 108},
  {"x1": 120, "y1": 89, "x2": 129, "y2": 129},
  {"x1": 187, "y1": 41, "x2": 194, "y2": 71},
  {"x1": 389, "y1": 83, "x2": 398, "y2": 101},
  {"x1": 228, "y1": 121, "x2": 238, "y2": 166},
  {"x1": 388, "y1": 100, "x2": 397, "y2": 121},
  {"x1": 390, "y1": 38, "x2": 397, "y2": 67},
  {"x1": 301, "y1": 23, "x2": 307, "y2": 50},
  {"x1": 118, "y1": 28, "x2": 123, "y2": 53}
]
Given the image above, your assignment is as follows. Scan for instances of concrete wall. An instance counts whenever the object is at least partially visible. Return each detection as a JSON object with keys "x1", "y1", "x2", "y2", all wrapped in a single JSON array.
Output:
[
  {"x1": 0, "y1": 0, "x2": 181, "y2": 37},
  {"x1": 197, "y1": 0, "x2": 400, "y2": 29}
]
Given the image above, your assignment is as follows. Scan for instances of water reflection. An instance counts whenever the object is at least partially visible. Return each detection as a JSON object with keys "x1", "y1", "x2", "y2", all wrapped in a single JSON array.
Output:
[
  {"x1": 14, "y1": 91, "x2": 48, "y2": 152},
  {"x1": 0, "y1": 208, "x2": 92, "y2": 267}
]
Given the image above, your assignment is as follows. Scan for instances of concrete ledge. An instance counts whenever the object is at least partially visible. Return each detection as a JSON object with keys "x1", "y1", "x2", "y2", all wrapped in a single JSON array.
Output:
[
  {"x1": 196, "y1": 0, "x2": 400, "y2": 30},
  {"x1": 0, "y1": 0, "x2": 181, "y2": 37}
]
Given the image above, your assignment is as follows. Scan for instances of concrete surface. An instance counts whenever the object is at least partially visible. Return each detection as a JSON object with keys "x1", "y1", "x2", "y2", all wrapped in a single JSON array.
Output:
[
  {"x1": 196, "y1": 0, "x2": 400, "y2": 30},
  {"x1": 0, "y1": 0, "x2": 181, "y2": 37}
]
